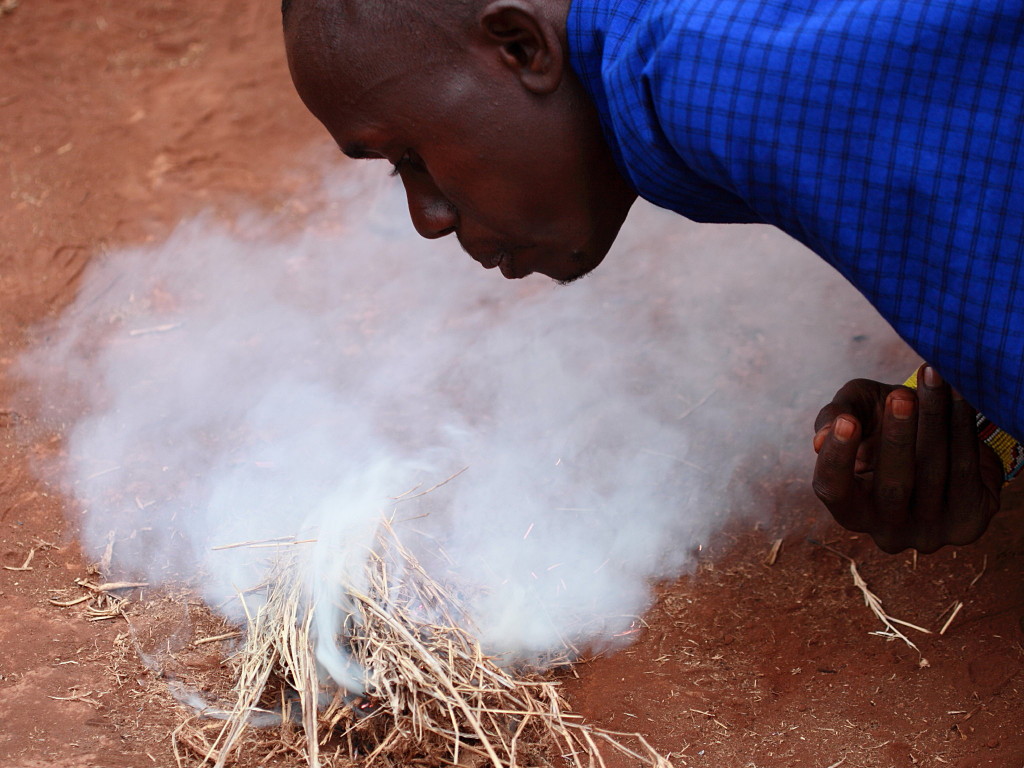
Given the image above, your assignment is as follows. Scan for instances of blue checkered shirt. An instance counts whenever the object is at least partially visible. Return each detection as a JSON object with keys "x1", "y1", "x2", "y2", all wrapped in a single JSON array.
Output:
[{"x1": 568, "y1": 0, "x2": 1024, "y2": 438}]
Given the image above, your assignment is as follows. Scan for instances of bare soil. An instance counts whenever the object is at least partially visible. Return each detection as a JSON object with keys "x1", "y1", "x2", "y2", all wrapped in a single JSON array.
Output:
[{"x1": 1, "y1": 2, "x2": 1021, "y2": 767}]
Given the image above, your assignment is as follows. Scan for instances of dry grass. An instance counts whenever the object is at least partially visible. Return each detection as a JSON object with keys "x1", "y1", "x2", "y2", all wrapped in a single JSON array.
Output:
[
  {"x1": 174, "y1": 521, "x2": 670, "y2": 768},
  {"x1": 812, "y1": 540, "x2": 931, "y2": 654}
]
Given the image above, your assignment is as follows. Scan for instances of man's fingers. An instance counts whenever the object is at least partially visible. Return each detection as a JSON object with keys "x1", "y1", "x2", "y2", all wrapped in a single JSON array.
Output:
[
  {"x1": 913, "y1": 366, "x2": 951, "y2": 524},
  {"x1": 813, "y1": 379, "x2": 892, "y2": 434},
  {"x1": 813, "y1": 424, "x2": 830, "y2": 453},
  {"x1": 814, "y1": 404, "x2": 847, "y2": 435},
  {"x1": 944, "y1": 389, "x2": 987, "y2": 546},
  {"x1": 948, "y1": 389, "x2": 980, "y2": 491},
  {"x1": 813, "y1": 372, "x2": 1003, "y2": 554},
  {"x1": 873, "y1": 389, "x2": 917, "y2": 529},
  {"x1": 812, "y1": 414, "x2": 867, "y2": 530}
]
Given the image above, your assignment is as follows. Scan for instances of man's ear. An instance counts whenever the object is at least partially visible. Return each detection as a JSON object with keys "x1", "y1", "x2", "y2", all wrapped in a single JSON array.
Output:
[{"x1": 477, "y1": 0, "x2": 564, "y2": 94}]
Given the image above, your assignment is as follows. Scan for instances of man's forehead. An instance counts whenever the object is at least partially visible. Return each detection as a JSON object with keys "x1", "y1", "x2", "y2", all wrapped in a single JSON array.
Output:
[
  {"x1": 283, "y1": 0, "x2": 355, "y2": 26},
  {"x1": 284, "y1": 0, "x2": 460, "y2": 35},
  {"x1": 285, "y1": 0, "x2": 455, "y2": 76}
]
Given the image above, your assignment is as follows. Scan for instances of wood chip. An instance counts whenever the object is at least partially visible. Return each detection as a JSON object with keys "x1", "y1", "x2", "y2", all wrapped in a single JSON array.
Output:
[{"x1": 763, "y1": 538, "x2": 783, "y2": 566}]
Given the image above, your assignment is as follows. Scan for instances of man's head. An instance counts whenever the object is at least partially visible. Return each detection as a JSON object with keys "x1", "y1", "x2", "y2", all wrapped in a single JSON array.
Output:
[{"x1": 283, "y1": 0, "x2": 636, "y2": 283}]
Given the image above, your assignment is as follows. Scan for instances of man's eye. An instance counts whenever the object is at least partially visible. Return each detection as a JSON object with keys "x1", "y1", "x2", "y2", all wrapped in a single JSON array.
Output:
[{"x1": 389, "y1": 151, "x2": 423, "y2": 177}]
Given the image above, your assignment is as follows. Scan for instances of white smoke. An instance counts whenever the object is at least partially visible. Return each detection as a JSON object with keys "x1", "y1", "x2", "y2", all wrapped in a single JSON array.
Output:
[{"x1": 17, "y1": 163, "x2": 912, "y2": 685}]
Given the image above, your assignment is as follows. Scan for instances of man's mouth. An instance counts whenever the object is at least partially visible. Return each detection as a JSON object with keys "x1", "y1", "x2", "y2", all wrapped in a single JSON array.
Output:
[
  {"x1": 470, "y1": 249, "x2": 527, "y2": 279},
  {"x1": 496, "y1": 252, "x2": 521, "y2": 279},
  {"x1": 474, "y1": 252, "x2": 502, "y2": 270}
]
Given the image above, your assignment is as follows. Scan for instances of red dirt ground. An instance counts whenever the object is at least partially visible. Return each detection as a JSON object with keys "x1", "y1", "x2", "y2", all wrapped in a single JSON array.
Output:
[{"x1": 1, "y1": 3, "x2": 1022, "y2": 767}]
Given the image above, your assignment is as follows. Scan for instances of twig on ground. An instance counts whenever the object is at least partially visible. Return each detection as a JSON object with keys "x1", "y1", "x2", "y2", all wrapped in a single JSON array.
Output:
[
  {"x1": 3, "y1": 547, "x2": 36, "y2": 571},
  {"x1": 968, "y1": 555, "x2": 987, "y2": 589},
  {"x1": 939, "y1": 602, "x2": 963, "y2": 635},
  {"x1": 392, "y1": 466, "x2": 469, "y2": 504},
  {"x1": 48, "y1": 689, "x2": 103, "y2": 708},
  {"x1": 678, "y1": 388, "x2": 717, "y2": 421},
  {"x1": 47, "y1": 578, "x2": 144, "y2": 622},
  {"x1": 212, "y1": 536, "x2": 303, "y2": 551},
  {"x1": 810, "y1": 540, "x2": 930, "y2": 653},
  {"x1": 194, "y1": 632, "x2": 242, "y2": 646},
  {"x1": 129, "y1": 322, "x2": 183, "y2": 336}
]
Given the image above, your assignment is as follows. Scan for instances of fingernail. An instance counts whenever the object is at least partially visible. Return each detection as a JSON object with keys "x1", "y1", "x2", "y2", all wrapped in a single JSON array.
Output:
[
  {"x1": 834, "y1": 416, "x2": 855, "y2": 443},
  {"x1": 892, "y1": 396, "x2": 914, "y2": 420},
  {"x1": 923, "y1": 365, "x2": 942, "y2": 388}
]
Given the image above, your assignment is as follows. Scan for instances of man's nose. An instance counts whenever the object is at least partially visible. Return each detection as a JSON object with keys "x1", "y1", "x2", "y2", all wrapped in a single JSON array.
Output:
[{"x1": 402, "y1": 176, "x2": 458, "y2": 239}]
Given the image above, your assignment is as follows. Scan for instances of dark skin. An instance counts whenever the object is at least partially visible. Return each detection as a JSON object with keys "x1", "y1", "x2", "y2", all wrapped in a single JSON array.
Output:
[
  {"x1": 812, "y1": 366, "x2": 1003, "y2": 553},
  {"x1": 284, "y1": 0, "x2": 1007, "y2": 553}
]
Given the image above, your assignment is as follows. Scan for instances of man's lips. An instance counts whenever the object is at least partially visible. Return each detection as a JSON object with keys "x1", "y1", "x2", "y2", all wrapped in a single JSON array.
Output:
[
  {"x1": 469, "y1": 249, "x2": 528, "y2": 279},
  {"x1": 457, "y1": 232, "x2": 530, "y2": 278},
  {"x1": 473, "y1": 252, "x2": 502, "y2": 270},
  {"x1": 497, "y1": 253, "x2": 521, "y2": 279}
]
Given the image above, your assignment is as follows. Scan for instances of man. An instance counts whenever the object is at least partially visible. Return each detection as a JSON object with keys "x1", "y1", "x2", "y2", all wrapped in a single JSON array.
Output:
[{"x1": 282, "y1": 0, "x2": 1023, "y2": 553}]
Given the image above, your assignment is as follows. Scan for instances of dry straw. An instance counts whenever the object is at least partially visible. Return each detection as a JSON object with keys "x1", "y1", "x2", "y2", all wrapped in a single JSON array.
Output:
[{"x1": 175, "y1": 520, "x2": 671, "y2": 768}]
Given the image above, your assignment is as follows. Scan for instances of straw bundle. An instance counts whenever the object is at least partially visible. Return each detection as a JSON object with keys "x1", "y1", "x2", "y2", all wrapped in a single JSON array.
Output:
[{"x1": 175, "y1": 521, "x2": 671, "y2": 768}]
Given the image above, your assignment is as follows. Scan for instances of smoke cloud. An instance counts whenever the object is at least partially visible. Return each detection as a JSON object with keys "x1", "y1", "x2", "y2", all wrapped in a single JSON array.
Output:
[{"x1": 17, "y1": 164, "x2": 912, "y2": 683}]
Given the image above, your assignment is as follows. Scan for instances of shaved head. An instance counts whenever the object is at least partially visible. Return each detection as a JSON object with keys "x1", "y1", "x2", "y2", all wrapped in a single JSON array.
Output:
[{"x1": 283, "y1": 0, "x2": 477, "y2": 33}]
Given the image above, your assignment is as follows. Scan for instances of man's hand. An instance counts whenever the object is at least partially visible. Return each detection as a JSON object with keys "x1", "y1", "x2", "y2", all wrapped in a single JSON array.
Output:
[{"x1": 812, "y1": 366, "x2": 1003, "y2": 553}]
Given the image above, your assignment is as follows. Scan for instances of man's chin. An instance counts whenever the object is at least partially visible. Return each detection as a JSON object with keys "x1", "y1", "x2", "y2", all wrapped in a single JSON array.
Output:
[
  {"x1": 534, "y1": 249, "x2": 604, "y2": 285},
  {"x1": 466, "y1": 241, "x2": 607, "y2": 283},
  {"x1": 554, "y1": 268, "x2": 594, "y2": 286}
]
